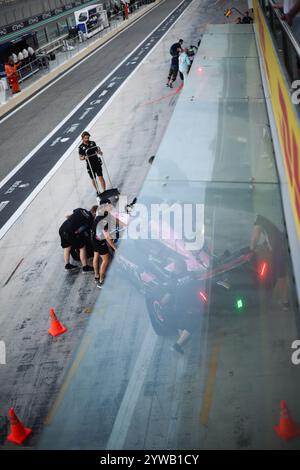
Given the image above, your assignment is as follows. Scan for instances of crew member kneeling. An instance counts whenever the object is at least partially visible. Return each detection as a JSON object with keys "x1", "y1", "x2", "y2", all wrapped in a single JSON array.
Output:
[{"x1": 59, "y1": 206, "x2": 97, "y2": 272}]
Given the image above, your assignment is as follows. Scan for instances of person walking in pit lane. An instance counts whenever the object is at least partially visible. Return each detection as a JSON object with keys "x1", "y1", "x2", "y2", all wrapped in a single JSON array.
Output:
[
  {"x1": 166, "y1": 39, "x2": 183, "y2": 88},
  {"x1": 79, "y1": 131, "x2": 106, "y2": 193},
  {"x1": 166, "y1": 54, "x2": 179, "y2": 88}
]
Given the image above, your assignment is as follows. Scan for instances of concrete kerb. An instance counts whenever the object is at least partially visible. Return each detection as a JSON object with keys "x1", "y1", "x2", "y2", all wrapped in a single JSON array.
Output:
[{"x1": 0, "y1": 0, "x2": 163, "y2": 119}]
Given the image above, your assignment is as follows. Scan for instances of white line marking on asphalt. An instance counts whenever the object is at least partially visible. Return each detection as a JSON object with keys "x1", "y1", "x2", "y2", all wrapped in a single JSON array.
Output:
[
  {"x1": 0, "y1": 0, "x2": 167, "y2": 127},
  {"x1": 78, "y1": 107, "x2": 94, "y2": 120},
  {"x1": 50, "y1": 137, "x2": 61, "y2": 147},
  {"x1": 0, "y1": 201, "x2": 9, "y2": 212},
  {"x1": 99, "y1": 90, "x2": 108, "y2": 96},
  {"x1": 4, "y1": 180, "x2": 22, "y2": 194},
  {"x1": 0, "y1": 0, "x2": 191, "y2": 240},
  {"x1": 66, "y1": 123, "x2": 79, "y2": 133},
  {"x1": 89, "y1": 99, "x2": 102, "y2": 105},
  {"x1": 60, "y1": 137, "x2": 70, "y2": 143},
  {"x1": 107, "y1": 82, "x2": 116, "y2": 88}
]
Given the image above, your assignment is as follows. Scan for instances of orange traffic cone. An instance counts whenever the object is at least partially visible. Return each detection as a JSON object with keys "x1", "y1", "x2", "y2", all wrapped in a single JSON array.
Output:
[
  {"x1": 274, "y1": 400, "x2": 300, "y2": 441},
  {"x1": 6, "y1": 408, "x2": 32, "y2": 445},
  {"x1": 48, "y1": 308, "x2": 67, "y2": 337}
]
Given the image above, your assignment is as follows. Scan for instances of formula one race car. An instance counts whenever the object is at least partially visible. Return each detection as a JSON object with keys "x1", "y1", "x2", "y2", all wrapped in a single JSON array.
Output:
[
  {"x1": 69, "y1": 197, "x2": 276, "y2": 336},
  {"x1": 114, "y1": 231, "x2": 275, "y2": 336}
]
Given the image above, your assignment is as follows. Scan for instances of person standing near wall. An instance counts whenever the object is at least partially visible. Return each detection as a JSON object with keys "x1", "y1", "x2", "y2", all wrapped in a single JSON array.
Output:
[
  {"x1": 124, "y1": 1, "x2": 129, "y2": 19},
  {"x1": 178, "y1": 48, "x2": 191, "y2": 83},
  {"x1": 121, "y1": 0, "x2": 126, "y2": 20},
  {"x1": 5, "y1": 57, "x2": 20, "y2": 94},
  {"x1": 284, "y1": 0, "x2": 300, "y2": 42},
  {"x1": 276, "y1": 1, "x2": 300, "y2": 42}
]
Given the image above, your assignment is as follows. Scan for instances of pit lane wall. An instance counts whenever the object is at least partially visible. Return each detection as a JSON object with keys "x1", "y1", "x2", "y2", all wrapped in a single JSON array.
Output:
[{"x1": 253, "y1": 1, "x2": 300, "y2": 301}]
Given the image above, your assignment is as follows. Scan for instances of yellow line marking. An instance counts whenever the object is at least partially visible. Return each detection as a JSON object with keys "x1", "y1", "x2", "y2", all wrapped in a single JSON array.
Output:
[
  {"x1": 200, "y1": 335, "x2": 222, "y2": 426},
  {"x1": 44, "y1": 335, "x2": 92, "y2": 425}
]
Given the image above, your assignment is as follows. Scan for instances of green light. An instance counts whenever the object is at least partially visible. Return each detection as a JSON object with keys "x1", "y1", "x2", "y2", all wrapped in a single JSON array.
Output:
[{"x1": 236, "y1": 298, "x2": 244, "y2": 310}]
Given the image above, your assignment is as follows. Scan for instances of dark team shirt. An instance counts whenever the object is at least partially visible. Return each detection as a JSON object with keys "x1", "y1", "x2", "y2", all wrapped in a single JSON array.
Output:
[
  {"x1": 242, "y1": 15, "x2": 253, "y2": 24},
  {"x1": 170, "y1": 42, "x2": 182, "y2": 57},
  {"x1": 254, "y1": 215, "x2": 284, "y2": 250},
  {"x1": 63, "y1": 208, "x2": 94, "y2": 234},
  {"x1": 78, "y1": 140, "x2": 102, "y2": 167}
]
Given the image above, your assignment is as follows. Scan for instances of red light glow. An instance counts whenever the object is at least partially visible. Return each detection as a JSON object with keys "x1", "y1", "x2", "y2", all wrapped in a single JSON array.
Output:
[
  {"x1": 199, "y1": 291, "x2": 208, "y2": 303},
  {"x1": 259, "y1": 261, "x2": 268, "y2": 278}
]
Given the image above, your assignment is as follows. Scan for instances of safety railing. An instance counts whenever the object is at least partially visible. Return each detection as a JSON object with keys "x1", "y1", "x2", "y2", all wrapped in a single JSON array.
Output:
[
  {"x1": 17, "y1": 56, "x2": 49, "y2": 83},
  {"x1": 35, "y1": 0, "x2": 157, "y2": 70},
  {"x1": 259, "y1": 0, "x2": 300, "y2": 85}
]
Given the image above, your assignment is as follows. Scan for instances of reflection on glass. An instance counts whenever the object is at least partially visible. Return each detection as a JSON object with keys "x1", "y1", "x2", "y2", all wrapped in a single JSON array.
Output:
[{"x1": 39, "y1": 179, "x2": 300, "y2": 450}]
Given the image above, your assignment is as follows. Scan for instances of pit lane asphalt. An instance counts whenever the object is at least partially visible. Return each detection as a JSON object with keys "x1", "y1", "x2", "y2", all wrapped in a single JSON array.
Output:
[{"x1": 0, "y1": 0, "x2": 192, "y2": 235}]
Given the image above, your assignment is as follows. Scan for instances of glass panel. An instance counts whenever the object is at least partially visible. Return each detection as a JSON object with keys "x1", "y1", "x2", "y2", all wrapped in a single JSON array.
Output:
[
  {"x1": 206, "y1": 24, "x2": 254, "y2": 34},
  {"x1": 147, "y1": 43, "x2": 276, "y2": 184},
  {"x1": 46, "y1": 21, "x2": 59, "y2": 41},
  {"x1": 39, "y1": 180, "x2": 300, "y2": 450},
  {"x1": 148, "y1": 98, "x2": 276, "y2": 184},
  {"x1": 38, "y1": 19, "x2": 300, "y2": 451},
  {"x1": 36, "y1": 27, "x2": 48, "y2": 47},
  {"x1": 199, "y1": 33, "x2": 258, "y2": 58},
  {"x1": 57, "y1": 18, "x2": 68, "y2": 36},
  {"x1": 194, "y1": 57, "x2": 264, "y2": 99},
  {"x1": 66, "y1": 14, "x2": 76, "y2": 28}
]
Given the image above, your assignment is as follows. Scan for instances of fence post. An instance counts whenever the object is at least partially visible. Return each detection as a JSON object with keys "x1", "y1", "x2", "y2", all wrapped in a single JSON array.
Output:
[{"x1": 0, "y1": 341, "x2": 6, "y2": 365}]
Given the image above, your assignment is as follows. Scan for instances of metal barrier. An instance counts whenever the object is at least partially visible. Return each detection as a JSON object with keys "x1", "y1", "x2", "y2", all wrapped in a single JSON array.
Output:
[
  {"x1": 35, "y1": 0, "x2": 157, "y2": 69},
  {"x1": 3, "y1": 0, "x2": 156, "y2": 99},
  {"x1": 259, "y1": 0, "x2": 300, "y2": 84},
  {"x1": 17, "y1": 57, "x2": 49, "y2": 83}
]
